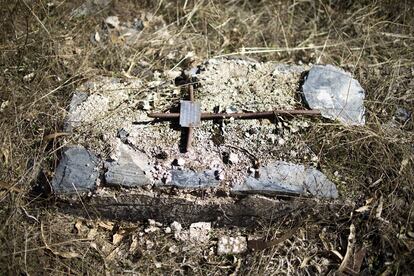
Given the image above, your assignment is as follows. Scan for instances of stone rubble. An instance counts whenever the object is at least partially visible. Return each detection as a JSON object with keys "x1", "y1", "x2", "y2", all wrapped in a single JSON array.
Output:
[
  {"x1": 189, "y1": 222, "x2": 211, "y2": 244},
  {"x1": 217, "y1": 236, "x2": 248, "y2": 255}
]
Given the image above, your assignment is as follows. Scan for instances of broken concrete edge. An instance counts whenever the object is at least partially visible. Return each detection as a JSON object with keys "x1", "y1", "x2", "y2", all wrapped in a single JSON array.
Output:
[
  {"x1": 55, "y1": 192, "x2": 351, "y2": 227},
  {"x1": 51, "y1": 145, "x2": 339, "y2": 200}
]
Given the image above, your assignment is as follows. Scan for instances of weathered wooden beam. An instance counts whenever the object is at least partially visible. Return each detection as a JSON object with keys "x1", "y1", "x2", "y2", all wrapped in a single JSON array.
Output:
[{"x1": 56, "y1": 193, "x2": 347, "y2": 227}]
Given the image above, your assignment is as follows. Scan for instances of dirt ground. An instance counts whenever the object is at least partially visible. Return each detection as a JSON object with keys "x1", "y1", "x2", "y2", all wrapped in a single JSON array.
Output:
[{"x1": 0, "y1": 0, "x2": 413, "y2": 275}]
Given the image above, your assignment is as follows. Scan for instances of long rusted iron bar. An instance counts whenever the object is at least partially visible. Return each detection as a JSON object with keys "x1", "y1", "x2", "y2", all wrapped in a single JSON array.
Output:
[
  {"x1": 149, "y1": 109, "x2": 321, "y2": 120},
  {"x1": 186, "y1": 84, "x2": 195, "y2": 152}
]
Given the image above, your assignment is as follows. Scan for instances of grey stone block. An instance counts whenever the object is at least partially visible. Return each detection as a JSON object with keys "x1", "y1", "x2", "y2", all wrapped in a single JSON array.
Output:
[
  {"x1": 105, "y1": 143, "x2": 151, "y2": 187},
  {"x1": 64, "y1": 91, "x2": 89, "y2": 132},
  {"x1": 168, "y1": 170, "x2": 219, "y2": 188},
  {"x1": 52, "y1": 146, "x2": 100, "y2": 194},
  {"x1": 231, "y1": 161, "x2": 338, "y2": 198},
  {"x1": 302, "y1": 65, "x2": 365, "y2": 126}
]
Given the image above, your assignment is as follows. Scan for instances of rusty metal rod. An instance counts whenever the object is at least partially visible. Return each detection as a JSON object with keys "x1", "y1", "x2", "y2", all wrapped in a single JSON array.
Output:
[
  {"x1": 185, "y1": 84, "x2": 195, "y2": 152},
  {"x1": 149, "y1": 109, "x2": 321, "y2": 120}
]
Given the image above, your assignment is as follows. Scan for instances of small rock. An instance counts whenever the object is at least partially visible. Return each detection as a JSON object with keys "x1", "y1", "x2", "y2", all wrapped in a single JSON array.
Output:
[
  {"x1": 144, "y1": 225, "x2": 160, "y2": 233},
  {"x1": 164, "y1": 227, "x2": 172, "y2": 234},
  {"x1": 93, "y1": 31, "x2": 101, "y2": 43},
  {"x1": 170, "y1": 221, "x2": 184, "y2": 240},
  {"x1": 394, "y1": 107, "x2": 411, "y2": 124},
  {"x1": 23, "y1": 72, "x2": 35, "y2": 82},
  {"x1": 165, "y1": 70, "x2": 182, "y2": 80},
  {"x1": 226, "y1": 106, "x2": 238, "y2": 114},
  {"x1": 0, "y1": 100, "x2": 9, "y2": 112},
  {"x1": 140, "y1": 100, "x2": 151, "y2": 110},
  {"x1": 116, "y1": 128, "x2": 129, "y2": 142},
  {"x1": 215, "y1": 171, "x2": 225, "y2": 181},
  {"x1": 145, "y1": 239, "x2": 154, "y2": 250},
  {"x1": 132, "y1": 18, "x2": 144, "y2": 31},
  {"x1": 51, "y1": 146, "x2": 100, "y2": 194},
  {"x1": 148, "y1": 219, "x2": 162, "y2": 227},
  {"x1": 278, "y1": 138, "x2": 286, "y2": 146},
  {"x1": 169, "y1": 245, "x2": 179, "y2": 253},
  {"x1": 189, "y1": 222, "x2": 211, "y2": 243},
  {"x1": 217, "y1": 236, "x2": 247, "y2": 255},
  {"x1": 228, "y1": 153, "x2": 239, "y2": 164},
  {"x1": 175, "y1": 158, "x2": 185, "y2": 166},
  {"x1": 105, "y1": 16, "x2": 120, "y2": 29},
  {"x1": 302, "y1": 64, "x2": 365, "y2": 126}
]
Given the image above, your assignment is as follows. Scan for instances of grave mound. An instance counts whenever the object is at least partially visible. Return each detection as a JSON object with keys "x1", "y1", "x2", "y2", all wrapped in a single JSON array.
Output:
[{"x1": 52, "y1": 59, "x2": 365, "y2": 225}]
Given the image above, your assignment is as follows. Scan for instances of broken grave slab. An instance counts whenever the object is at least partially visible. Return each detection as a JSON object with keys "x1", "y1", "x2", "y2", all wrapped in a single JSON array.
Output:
[
  {"x1": 104, "y1": 143, "x2": 152, "y2": 187},
  {"x1": 51, "y1": 146, "x2": 100, "y2": 194},
  {"x1": 302, "y1": 64, "x2": 365, "y2": 126},
  {"x1": 231, "y1": 161, "x2": 338, "y2": 198},
  {"x1": 50, "y1": 59, "x2": 356, "y2": 225}
]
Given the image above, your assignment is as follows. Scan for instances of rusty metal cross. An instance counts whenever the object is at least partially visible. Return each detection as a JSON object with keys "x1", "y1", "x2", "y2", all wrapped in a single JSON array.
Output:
[{"x1": 148, "y1": 83, "x2": 321, "y2": 152}]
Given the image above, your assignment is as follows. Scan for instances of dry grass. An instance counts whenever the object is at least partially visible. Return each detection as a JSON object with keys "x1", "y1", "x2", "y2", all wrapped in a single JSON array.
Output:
[{"x1": 1, "y1": 0, "x2": 413, "y2": 274}]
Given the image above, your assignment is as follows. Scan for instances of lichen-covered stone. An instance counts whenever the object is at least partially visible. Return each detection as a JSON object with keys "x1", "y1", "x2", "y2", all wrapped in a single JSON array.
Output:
[
  {"x1": 302, "y1": 65, "x2": 365, "y2": 126},
  {"x1": 51, "y1": 146, "x2": 100, "y2": 193}
]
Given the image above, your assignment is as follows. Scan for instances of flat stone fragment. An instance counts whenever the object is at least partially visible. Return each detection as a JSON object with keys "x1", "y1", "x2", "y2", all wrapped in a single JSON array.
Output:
[
  {"x1": 302, "y1": 64, "x2": 365, "y2": 126},
  {"x1": 231, "y1": 161, "x2": 338, "y2": 198},
  {"x1": 167, "y1": 170, "x2": 219, "y2": 188},
  {"x1": 105, "y1": 143, "x2": 151, "y2": 187},
  {"x1": 52, "y1": 146, "x2": 100, "y2": 193},
  {"x1": 64, "y1": 91, "x2": 88, "y2": 132}
]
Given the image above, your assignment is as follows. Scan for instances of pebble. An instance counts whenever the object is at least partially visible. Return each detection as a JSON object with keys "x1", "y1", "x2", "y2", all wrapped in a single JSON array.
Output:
[
  {"x1": 170, "y1": 221, "x2": 183, "y2": 240},
  {"x1": 23, "y1": 72, "x2": 35, "y2": 82},
  {"x1": 394, "y1": 107, "x2": 411, "y2": 123},
  {"x1": 189, "y1": 222, "x2": 211, "y2": 243},
  {"x1": 145, "y1": 240, "x2": 154, "y2": 249},
  {"x1": 228, "y1": 153, "x2": 239, "y2": 164},
  {"x1": 94, "y1": 31, "x2": 101, "y2": 42},
  {"x1": 140, "y1": 100, "x2": 151, "y2": 110},
  {"x1": 169, "y1": 245, "x2": 179, "y2": 253},
  {"x1": 105, "y1": 16, "x2": 120, "y2": 29},
  {"x1": 165, "y1": 70, "x2": 182, "y2": 80},
  {"x1": 175, "y1": 158, "x2": 185, "y2": 166}
]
